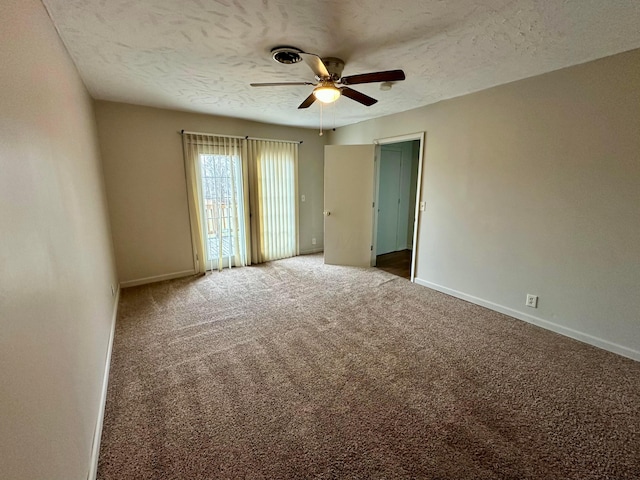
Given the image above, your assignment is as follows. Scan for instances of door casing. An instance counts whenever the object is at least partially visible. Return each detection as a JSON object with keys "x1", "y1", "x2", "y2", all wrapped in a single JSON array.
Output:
[{"x1": 372, "y1": 132, "x2": 425, "y2": 281}]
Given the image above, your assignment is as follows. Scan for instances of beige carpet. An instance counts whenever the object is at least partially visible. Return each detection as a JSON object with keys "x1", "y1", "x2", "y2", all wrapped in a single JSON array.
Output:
[{"x1": 98, "y1": 254, "x2": 639, "y2": 479}]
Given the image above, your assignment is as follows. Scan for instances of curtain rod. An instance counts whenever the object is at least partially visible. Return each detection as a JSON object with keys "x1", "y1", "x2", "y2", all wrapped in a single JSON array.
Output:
[{"x1": 179, "y1": 130, "x2": 302, "y2": 144}]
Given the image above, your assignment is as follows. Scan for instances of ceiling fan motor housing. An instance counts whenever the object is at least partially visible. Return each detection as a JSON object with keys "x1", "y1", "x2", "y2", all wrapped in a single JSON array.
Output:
[{"x1": 322, "y1": 57, "x2": 345, "y2": 81}]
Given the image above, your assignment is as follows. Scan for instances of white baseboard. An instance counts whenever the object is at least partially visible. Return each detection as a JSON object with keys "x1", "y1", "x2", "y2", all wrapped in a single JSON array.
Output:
[
  {"x1": 120, "y1": 269, "x2": 196, "y2": 288},
  {"x1": 300, "y1": 247, "x2": 324, "y2": 255},
  {"x1": 87, "y1": 286, "x2": 120, "y2": 480},
  {"x1": 414, "y1": 278, "x2": 640, "y2": 362}
]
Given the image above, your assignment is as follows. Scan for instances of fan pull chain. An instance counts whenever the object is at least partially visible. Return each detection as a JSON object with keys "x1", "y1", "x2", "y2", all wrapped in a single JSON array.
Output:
[
  {"x1": 332, "y1": 101, "x2": 336, "y2": 131},
  {"x1": 319, "y1": 102, "x2": 324, "y2": 136}
]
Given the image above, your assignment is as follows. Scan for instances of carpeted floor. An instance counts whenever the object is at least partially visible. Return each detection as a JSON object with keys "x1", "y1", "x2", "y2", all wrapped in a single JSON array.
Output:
[{"x1": 98, "y1": 254, "x2": 640, "y2": 479}]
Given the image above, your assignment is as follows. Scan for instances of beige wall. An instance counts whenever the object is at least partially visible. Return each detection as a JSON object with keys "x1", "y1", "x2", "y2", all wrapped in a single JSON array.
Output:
[
  {"x1": 329, "y1": 49, "x2": 640, "y2": 360},
  {"x1": 0, "y1": 1, "x2": 118, "y2": 479},
  {"x1": 95, "y1": 101, "x2": 326, "y2": 285}
]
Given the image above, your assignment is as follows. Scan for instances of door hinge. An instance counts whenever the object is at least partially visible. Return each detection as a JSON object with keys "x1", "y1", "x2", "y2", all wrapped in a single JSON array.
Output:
[
  {"x1": 372, "y1": 202, "x2": 375, "y2": 208},
  {"x1": 371, "y1": 245, "x2": 373, "y2": 251}
]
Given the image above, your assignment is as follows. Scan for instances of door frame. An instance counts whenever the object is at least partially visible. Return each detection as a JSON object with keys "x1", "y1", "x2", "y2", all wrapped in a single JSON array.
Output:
[{"x1": 372, "y1": 132, "x2": 425, "y2": 282}]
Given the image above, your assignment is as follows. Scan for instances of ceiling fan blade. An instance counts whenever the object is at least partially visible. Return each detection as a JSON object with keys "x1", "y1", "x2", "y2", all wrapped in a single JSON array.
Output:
[
  {"x1": 340, "y1": 69, "x2": 406, "y2": 85},
  {"x1": 341, "y1": 87, "x2": 378, "y2": 106},
  {"x1": 250, "y1": 82, "x2": 315, "y2": 87},
  {"x1": 298, "y1": 93, "x2": 317, "y2": 109},
  {"x1": 299, "y1": 53, "x2": 330, "y2": 79}
]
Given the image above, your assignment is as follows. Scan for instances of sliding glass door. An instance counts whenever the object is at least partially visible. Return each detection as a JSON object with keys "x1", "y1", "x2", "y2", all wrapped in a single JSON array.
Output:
[
  {"x1": 199, "y1": 153, "x2": 246, "y2": 271},
  {"x1": 182, "y1": 132, "x2": 299, "y2": 273}
]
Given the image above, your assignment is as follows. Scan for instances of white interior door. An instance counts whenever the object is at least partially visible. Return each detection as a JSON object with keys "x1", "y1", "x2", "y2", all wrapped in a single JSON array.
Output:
[
  {"x1": 376, "y1": 147, "x2": 402, "y2": 255},
  {"x1": 324, "y1": 145, "x2": 376, "y2": 266},
  {"x1": 376, "y1": 142, "x2": 416, "y2": 255},
  {"x1": 396, "y1": 141, "x2": 416, "y2": 250}
]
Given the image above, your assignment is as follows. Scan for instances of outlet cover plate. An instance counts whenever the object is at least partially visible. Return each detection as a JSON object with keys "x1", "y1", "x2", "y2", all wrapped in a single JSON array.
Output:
[{"x1": 526, "y1": 294, "x2": 538, "y2": 308}]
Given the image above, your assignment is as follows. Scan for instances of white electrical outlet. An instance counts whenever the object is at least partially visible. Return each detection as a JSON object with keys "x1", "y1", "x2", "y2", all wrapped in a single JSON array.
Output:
[
  {"x1": 312, "y1": 237, "x2": 317, "y2": 245},
  {"x1": 526, "y1": 294, "x2": 538, "y2": 308},
  {"x1": 419, "y1": 201, "x2": 426, "y2": 212}
]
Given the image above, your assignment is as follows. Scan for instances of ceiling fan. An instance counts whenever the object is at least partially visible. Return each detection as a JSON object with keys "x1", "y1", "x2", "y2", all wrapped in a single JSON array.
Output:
[{"x1": 250, "y1": 47, "x2": 406, "y2": 109}]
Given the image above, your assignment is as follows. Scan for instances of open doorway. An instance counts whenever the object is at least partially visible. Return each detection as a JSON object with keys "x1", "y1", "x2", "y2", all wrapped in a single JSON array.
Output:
[{"x1": 372, "y1": 136, "x2": 423, "y2": 280}]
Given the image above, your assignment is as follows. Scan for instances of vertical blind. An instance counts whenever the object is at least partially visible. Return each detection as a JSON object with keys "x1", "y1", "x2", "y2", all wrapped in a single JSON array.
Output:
[
  {"x1": 183, "y1": 133, "x2": 298, "y2": 272},
  {"x1": 247, "y1": 139, "x2": 299, "y2": 263}
]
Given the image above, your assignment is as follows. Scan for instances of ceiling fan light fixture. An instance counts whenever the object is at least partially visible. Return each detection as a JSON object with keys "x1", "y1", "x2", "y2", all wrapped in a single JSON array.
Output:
[{"x1": 313, "y1": 84, "x2": 341, "y2": 103}]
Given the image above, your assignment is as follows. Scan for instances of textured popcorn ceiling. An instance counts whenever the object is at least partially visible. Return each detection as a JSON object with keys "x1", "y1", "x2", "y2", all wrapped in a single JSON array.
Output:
[{"x1": 42, "y1": 0, "x2": 640, "y2": 129}]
